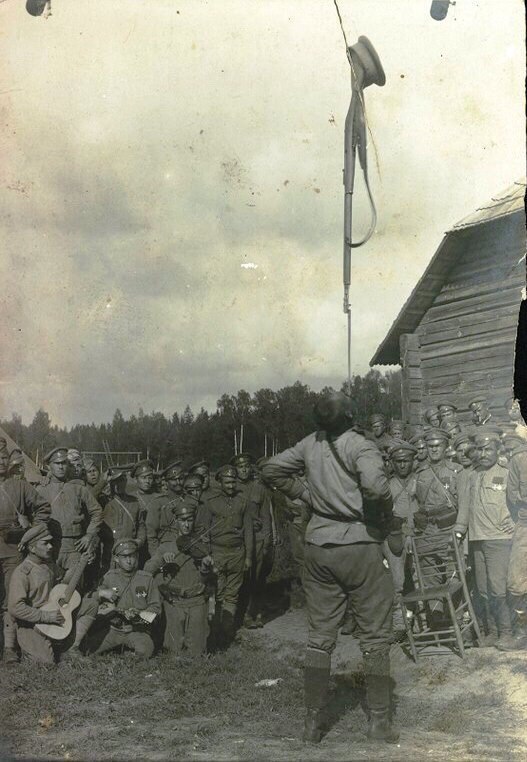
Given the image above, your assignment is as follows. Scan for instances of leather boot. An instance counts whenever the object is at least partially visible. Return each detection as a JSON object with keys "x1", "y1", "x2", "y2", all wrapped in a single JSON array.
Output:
[
  {"x1": 367, "y1": 709, "x2": 400, "y2": 743},
  {"x1": 364, "y1": 650, "x2": 399, "y2": 744},
  {"x1": 494, "y1": 596, "x2": 514, "y2": 650},
  {"x1": 303, "y1": 648, "x2": 330, "y2": 743},
  {"x1": 221, "y1": 609, "x2": 236, "y2": 649},
  {"x1": 303, "y1": 709, "x2": 324, "y2": 744}
]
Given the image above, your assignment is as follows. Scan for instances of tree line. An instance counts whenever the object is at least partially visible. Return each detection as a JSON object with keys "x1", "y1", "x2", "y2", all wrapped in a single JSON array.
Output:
[{"x1": 0, "y1": 370, "x2": 401, "y2": 470}]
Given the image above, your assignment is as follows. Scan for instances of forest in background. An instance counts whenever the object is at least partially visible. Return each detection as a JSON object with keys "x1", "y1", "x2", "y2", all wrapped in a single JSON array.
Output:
[{"x1": 0, "y1": 369, "x2": 401, "y2": 470}]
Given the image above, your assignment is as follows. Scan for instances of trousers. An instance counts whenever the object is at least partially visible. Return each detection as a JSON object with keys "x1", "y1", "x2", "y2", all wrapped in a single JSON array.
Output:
[
  {"x1": 303, "y1": 542, "x2": 394, "y2": 656},
  {"x1": 472, "y1": 539, "x2": 512, "y2": 599},
  {"x1": 214, "y1": 546, "x2": 245, "y2": 616},
  {"x1": 163, "y1": 598, "x2": 208, "y2": 655},
  {"x1": 95, "y1": 627, "x2": 154, "y2": 658},
  {"x1": 507, "y1": 524, "x2": 527, "y2": 597},
  {"x1": 0, "y1": 552, "x2": 21, "y2": 650}
]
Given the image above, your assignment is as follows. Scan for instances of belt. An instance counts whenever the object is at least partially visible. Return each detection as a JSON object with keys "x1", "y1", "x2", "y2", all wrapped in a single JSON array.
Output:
[{"x1": 310, "y1": 505, "x2": 364, "y2": 524}]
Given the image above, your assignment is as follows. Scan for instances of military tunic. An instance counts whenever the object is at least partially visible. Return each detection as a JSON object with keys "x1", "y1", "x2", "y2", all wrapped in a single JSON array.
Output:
[
  {"x1": 140, "y1": 490, "x2": 176, "y2": 556},
  {"x1": 8, "y1": 556, "x2": 97, "y2": 663},
  {"x1": 96, "y1": 567, "x2": 161, "y2": 657},
  {"x1": 385, "y1": 474, "x2": 418, "y2": 616},
  {"x1": 37, "y1": 477, "x2": 102, "y2": 577},
  {"x1": 0, "y1": 477, "x2": 51, "y2": 650},
  {"x1": 101, "y1": 495, "x2": 146, "y2": 571},
  {"x1": 202, "y1": 490, "x2": 253, "y2": 616},
  {"x1": 145, "y1": 538, "x2": 211, "y2": 655}
]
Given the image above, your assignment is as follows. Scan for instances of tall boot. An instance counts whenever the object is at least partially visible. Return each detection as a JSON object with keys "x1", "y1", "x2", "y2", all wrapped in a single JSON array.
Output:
[
  {"x1": 364, "y1": 650, "x2": 399, "y2": 744},
  {"x1": 495, "y1": 596, "x2": 525, "y2": 651},
  {"x1": 221, "y1": 609, "x2": 236, "y2": 650},
  {"x1": 303, "y1": 647, "x2": 331, "y2": 744},
  {"x1": 478, "y1": 597, "x2": 498, "y2": 647}
]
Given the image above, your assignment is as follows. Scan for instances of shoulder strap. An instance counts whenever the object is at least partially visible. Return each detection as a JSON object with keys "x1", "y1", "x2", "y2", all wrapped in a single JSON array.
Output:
[{"x1": 324, "y1": 434, "x2": 364, "y2": 523}]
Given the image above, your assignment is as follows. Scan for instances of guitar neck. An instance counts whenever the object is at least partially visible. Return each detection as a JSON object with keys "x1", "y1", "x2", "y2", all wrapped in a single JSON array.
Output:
[{"x1": 62, "y1": 555, "x2": 90, "y2": 603}]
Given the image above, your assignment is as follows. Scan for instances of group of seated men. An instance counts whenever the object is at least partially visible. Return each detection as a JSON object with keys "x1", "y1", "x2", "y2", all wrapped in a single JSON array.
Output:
[
  {"x1": 0, "y1": 447, "x2": 276, "y2": 664},
  {"x1": 1, "y1": 391, "x2": 527, "y2": 665},
  {"x1": 363, "y1": 395, "x2": 527, "y2": 651}
]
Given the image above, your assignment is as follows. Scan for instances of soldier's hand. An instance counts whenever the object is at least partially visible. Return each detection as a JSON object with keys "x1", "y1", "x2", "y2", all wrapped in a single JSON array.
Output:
[
  {"x1": 99, "y1": 588, "x2": 118, "y2": 603},
  {"x1": 124, "y1": 608, "x2": 139, "y2": 621},
  {"x1": 42, "y1": 609, "x2": 65, "y2": 626},
  {"x1": 75, "y1": 535, "x2": 92, "y2": 552},
  {"x1": 162, "y1": 552, "x2": 178, "y2": 565},
  {"x1": 244, "y1": 557, "x2": 252, "y2": 571}
]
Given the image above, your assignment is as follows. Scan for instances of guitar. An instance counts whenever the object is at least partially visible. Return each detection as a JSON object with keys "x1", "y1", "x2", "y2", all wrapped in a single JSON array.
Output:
[{"x1": 35, "y1": 554, "x2": 91, "y2": 640}]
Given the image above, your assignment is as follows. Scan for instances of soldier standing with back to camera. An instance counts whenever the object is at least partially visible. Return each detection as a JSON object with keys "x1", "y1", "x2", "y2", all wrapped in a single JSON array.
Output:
[{"x1": 263, "y1": 391, "x2": 399, "y2": 745}]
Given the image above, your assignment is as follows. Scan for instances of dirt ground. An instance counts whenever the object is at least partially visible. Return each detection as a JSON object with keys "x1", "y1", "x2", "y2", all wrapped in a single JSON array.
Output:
[{"x1": 1, "y1": 607, "x2": 526, "y2": 762}]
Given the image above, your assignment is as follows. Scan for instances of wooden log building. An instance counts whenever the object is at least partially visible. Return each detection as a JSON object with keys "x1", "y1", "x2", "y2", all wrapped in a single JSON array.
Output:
[{"x1": 370, "y1": 182, "x2": 526, "y2": 427}]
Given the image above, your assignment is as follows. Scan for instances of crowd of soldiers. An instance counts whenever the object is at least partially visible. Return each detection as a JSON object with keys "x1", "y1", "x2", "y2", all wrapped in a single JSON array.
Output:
[
  {"x1": 1, "y1": 392, "x2": 527, "y2": 742},
  {"x1": 0, "y1": 449, "x2": 276, "y2": 663}
]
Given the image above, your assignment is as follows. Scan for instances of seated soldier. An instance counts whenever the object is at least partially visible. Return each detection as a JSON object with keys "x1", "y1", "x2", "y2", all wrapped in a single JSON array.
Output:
[
  {"x1": 8, "y1": 525, "x2": 97, "y2": 664},
  {"x1": 95, "y1": 539, "x2": 161, "y2": 658},
  {"x1": 145, "y1": 500, "x2": 214, "y2": 656}
]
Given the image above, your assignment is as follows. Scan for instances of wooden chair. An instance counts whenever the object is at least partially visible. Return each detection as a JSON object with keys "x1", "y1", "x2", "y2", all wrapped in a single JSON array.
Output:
[{"x1": 400, "y1": 529, "x2": 481, "y2": 660}]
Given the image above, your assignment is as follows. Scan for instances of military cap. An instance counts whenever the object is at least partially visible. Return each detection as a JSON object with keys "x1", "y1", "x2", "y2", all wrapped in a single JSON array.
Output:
[
  {"x1": 8, "y1": 449, "x2": 24, "y2": 467},
  {"x1": 468, "y1": 395, "x2": 488, "y2": 409},
  {"x1": 162, "y1": 461, "x2": 184, "y2": 479},
  {"x1": 230, "y1": 452, "x2": 253, "y2": 467},
  {"x1": 369, "y1": 413, "x2": 386, "y2": 424},
  {"x1": 215, "y1": 464, "x2": 237, "y2": 481},
  {"x1": 452, "y1": 432, "x2": 472, "y2": 449},
  {"x1": 131, "y1": 459, "x2": 154, "y2": 478},
  {"x1": 184, "y1": 474, "x2": 204, "y2": 488},
  {"x1": 502, "y1": 432, "x2": 527, "y2": 449},
  {"x1": 44, "y1": 447, "x2": 68, "y2": 464},
  {"x1": 174, "y1": 501, "x2": 197, "y2": 519},
  {"x1": 438, "y1": 401, "x2": 457, "y2": 413},
  {"x1": 113, "y1": 538, "x2": 139, "y2": 556},
  {"x1": 188, "y1": 460, "x2": 210, "y2": 472},
  {"x1": 424, "y1": 429, "x2": 450, "y2": 443},
  {"x1": 473, "y1": 426, "x2": 502, "y2": 446},
  {"x1": 388, "y1": 440, "x2": 417, "y2": 458},
  {"x1": 19, "y1": 523, "x2": 53, "y2": 551},
  {"x1": 82, "y1": 457, "x2": 96, "y2": 471},
  {"x1": 423, "y1": 406, "x2": 439, "y2": 419},
  {"x1": 409, "y1": 432, "x2": 426, "y2": 445}
]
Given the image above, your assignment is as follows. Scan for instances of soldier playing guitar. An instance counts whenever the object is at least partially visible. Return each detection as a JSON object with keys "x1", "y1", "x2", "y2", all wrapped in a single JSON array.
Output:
[{"x1": 8, "y1": 525, "x2": 98, "y2": 664}]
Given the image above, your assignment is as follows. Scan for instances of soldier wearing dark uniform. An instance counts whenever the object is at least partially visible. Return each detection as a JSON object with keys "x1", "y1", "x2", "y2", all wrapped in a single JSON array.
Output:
[
  {"x1": 8, "y1": 525, "x2": 97, "y2": 663},
  {"x1": 131, "y1": 460, "x2": 169, "y2": 558},
  {"x1": 100, "y1": 468, "x2": 146, "y2": 573},
  {"x1": 146, "y1": 462, "x2": 186, "y2": 556},
  {"x1": 1, "y1": 446, "x2": 51, "y2": 662},
  {"x1": 145, "y1": 500, "x2": 214, "y2": 655},
  {"x1": 84, "y1": 458, "x2": 108, "y2": 502},
  {"x1": 231, "y1": 453, "x2": 273, "y2": 628},
  {"x1": 37, "y1": 448, "x2": 102, "y2": 587},
  {"x1": 263, "y1": 392, "x2": 399, "y2": 745},
  {"x1": 414, "y1": 429, "x2": 458, "y2": 625},
  {"x1": 95, "y1": 539, "x2": 161, "y2": 657},
  {"x1": 202, "y1": 465, "x2": 253, "y2": 648},
  {"x1": 386, "y1": 441, "x2": 418, "y2": 634},
  {"x1": 455, "y1": 429, "x2": 515, "y2": 649}
]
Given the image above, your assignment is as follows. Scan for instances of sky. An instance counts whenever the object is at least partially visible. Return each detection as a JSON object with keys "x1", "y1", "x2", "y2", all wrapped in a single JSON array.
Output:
[{"x1": 0, "y1": 0, "x2": 525, "y2": 427}]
